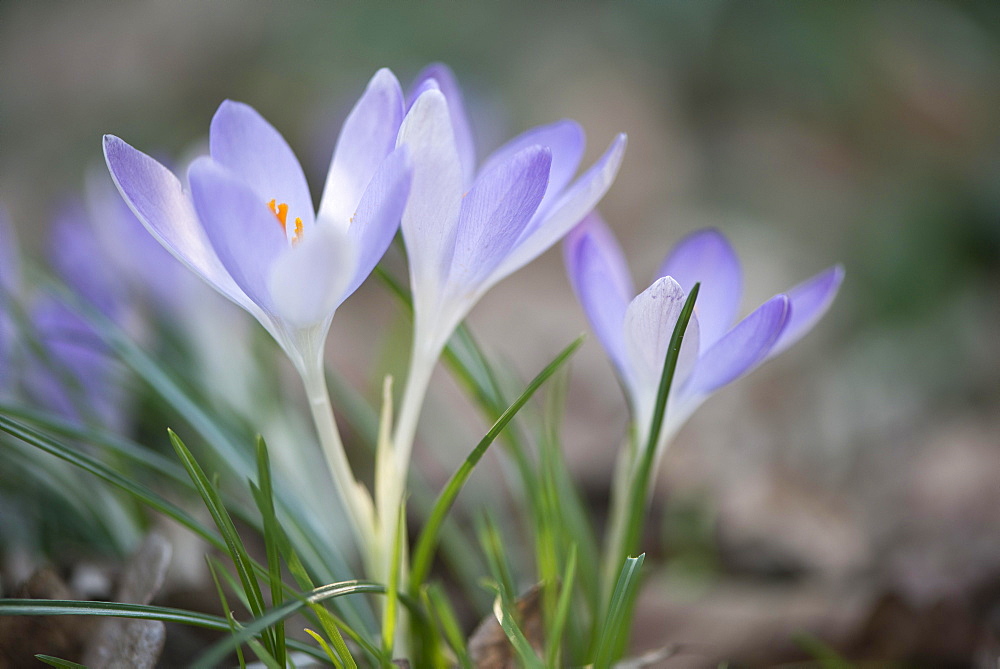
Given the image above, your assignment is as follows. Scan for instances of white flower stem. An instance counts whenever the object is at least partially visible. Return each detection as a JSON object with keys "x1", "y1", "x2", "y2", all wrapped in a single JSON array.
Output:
[
  {"x1": 300, "y1": 357, "x2": 374, "y2": 556},
  {"x1": 391, "y1": 344, "x2": 437, "y2": 475}
]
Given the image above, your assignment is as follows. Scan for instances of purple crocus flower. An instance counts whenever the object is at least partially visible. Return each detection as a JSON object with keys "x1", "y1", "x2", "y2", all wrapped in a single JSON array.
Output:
[
  {"x1": 103, "y1": 68, "x2": 411, "y2": 372},
  {"x1": 565, "y1": 213, "x2": 844, "y2": 448},
  {"x1": 397, "y1": 64, "x2": 628, "y2": 359},
  {"x1": 389, "y1": 64, "x2": 626, "y2": 462}
]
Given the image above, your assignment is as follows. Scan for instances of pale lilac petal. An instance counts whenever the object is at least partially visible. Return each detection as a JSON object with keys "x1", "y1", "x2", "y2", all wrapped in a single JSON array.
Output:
[
  {"x1": 478, "y1": 120, "x2": 585, "y2": 214},
  {"x1": 103, "y1": 135, "x2": 254, "y2": 312},
  {"x1": 397, "y1": 89, "x2": 464, "y2": 299},
  {"x1": 658, "y1": 229, "x2": 742, "y2": 350},
  {"x1": 188, "y1": 157, "x2": 287, "y2": 315},
  {"x1": 318, "y1": 68, "x2": 404, "y2": 229},
  {"x1": 624, "y1": 277, "x2": 701, "y2": 406},
  {"x1": 342, "y1": 146, "x2": 412, "y2": 300},
  {"x1": 768, "y1": 265, "x2": 844, "y2": 358},
  {"x1": 448, "y1": 145, "x2": 551, "y2": 288},
  {"x1": 409, "y1": 63, "x2": 477, "y2": 186},
  {"x1": 683, "y1": 295, "x2": 790, "y2": 396},
  {"x1": 209, "y1": 100, "x2": 315, "y2": 233},
  {"x1": 268, "y1": 224, "x2": 355, "y2": 329},
  {"x1": 563, "y1": 213, "x2": 634, "y2": 378},
  {"x1": 494, "y1": 133, "x2": 627, "y2": 282}
]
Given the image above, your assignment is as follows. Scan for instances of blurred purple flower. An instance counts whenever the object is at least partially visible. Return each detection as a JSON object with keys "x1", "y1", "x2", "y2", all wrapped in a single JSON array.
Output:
[
  {"x1": 83, "y1": 169, "x2": 196, "y2": 317},
  {"x1": 24, "y1": 297, "x2": 125, "y2": 429},
  {"x1": 49, "y1": 199, "x2": 127, "y2": 322},
  {"x1": 397, "y1": 64, "x2": 628, "y2": 356},
  {"x1": 0, "y1": 208, "x2": 21, "y2": 395},
  {"x1": 104, "y1": 68, "x2": 411, "y2": 370},
  {"x1": 565, "y1": 213, "x2": 844, "y2": 442}
]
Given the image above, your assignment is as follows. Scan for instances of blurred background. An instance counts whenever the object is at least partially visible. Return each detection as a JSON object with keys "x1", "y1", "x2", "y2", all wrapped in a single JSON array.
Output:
[{"x1": 1, "y1": 0, "x2": 999, "y2": 664}]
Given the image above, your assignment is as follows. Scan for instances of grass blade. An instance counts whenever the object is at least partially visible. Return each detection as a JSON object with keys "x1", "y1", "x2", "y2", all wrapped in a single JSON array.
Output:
[
  {"x1": 490, "y1": 593, "x2": 545, "y2": 669},
  {"x1": 545, "y1": 543, "x2": 578, "y2": 668},
  {"x1": 194, "y1": 580, "x2": 385, "y2": 668},
  {"x1": 168, "y1": 430, "x2": 271, "y2": 653},
  {"x1": 593, "y1": 554, "x2": 646, "y2": 669},
  {"x1": 424, "y1": 585, "x2": 473, "y2": 669},
  {"x1": 409, "y1": 336, "x2": 584, "y2": 593},
  {"x1": 613, "y1": 284, "x2": 700, "y2": 575},
  {"x1": 34, "y1": 656, "x2": 87, "y2": 669},
  {"x1": 0, "y1": 414, "x2": 224, "y2": 551},
  {"x1": 253, "y1": 437, "x2": 286, "y2": 666}
]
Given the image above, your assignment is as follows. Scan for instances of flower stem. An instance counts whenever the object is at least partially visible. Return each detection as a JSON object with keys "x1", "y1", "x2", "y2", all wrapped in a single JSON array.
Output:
[{"x1": 300, "y1": 358, "x2": 374, "y2": 556}]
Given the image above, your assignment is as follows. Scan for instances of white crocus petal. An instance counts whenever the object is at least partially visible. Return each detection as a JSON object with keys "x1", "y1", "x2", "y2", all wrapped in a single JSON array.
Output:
[
  {"x1": 267, "y1": 224, "x2": 356, "y2": 330},
  {"x1": 397, "y1": 89, "x2": 464, "y2": 304},
  {"x1": 623, "y1": 276, "x2": 700, "y2": 427}
]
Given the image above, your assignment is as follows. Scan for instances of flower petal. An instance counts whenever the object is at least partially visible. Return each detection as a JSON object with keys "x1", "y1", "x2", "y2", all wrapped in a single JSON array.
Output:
[
  {"x1": 448, "y1": 145, "x2": 551, "y2": 289},
  {"x1": 563, "y1": 212, "x2": 634, "y2": 379},
  {"x1": 318, "y1": 68, "x2": 404, "y2": 229},
  {"x1": 409, "y1": 63, "x2": 477, "y2": 187},
  {"x1": 268, "y1": 223, "x2": 355, "y2": 329},
  {"x1": 682, "y1": 294, "x2": 789, "y2": 396},
  {"x1": 342, "y1": 145, "x2": 412, "y2": 301},
  {"x1": 103, "y1": 135, "x2": 254, "y2": 313},
  {"x1": 209, "y1": 100, "x2": 315, "y2": 233},
  {"x1": 396, "y1": 89, "x2": 464, "y2": 302},
  {"x1": 478, "y1": 120, "x2": 585, "y2": 214},
  {"x1": 188, "y1": 157, "x2": 287, "y2": 315},
  {"x1": 494, "y1": 133, "x2": 627, "y2": 282},
  {"x1": 768, "y1": 264, "x2": 844, "y2": 358},
  {"x1": 657, "y1": 228, "x2": 742, "y2": 350},
  {"x1": 624, "y1": 276, "x2": 701, "y2": 411}
]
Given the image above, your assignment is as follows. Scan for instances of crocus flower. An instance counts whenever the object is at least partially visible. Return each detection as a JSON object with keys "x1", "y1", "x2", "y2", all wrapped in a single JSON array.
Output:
[
  {"x1": 565, "y1": 213, "x2": 844, "y2": 450},
  {"x1": 103, "y1": 68, "x2": 411, "y2": 373},
  {"x1": 397, "y1": 64, "x2": 628, "y2": 360},
  {"x1": 390, "y1": 64, "x2": 627, "y2": 463}
]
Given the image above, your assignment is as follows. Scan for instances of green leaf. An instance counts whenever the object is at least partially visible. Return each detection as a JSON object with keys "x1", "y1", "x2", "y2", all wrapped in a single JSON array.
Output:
[
  {"x1": 0, "y1": 414, "x2": 224, "y2": 552},
  {"x1": 614, "y1": 284, "x2": 700, "y2": 576},
  {"x1": 424, "y1": 585, "x2": 472, "y2": 669},
  {"x1": 593, "y1": 554, "x2": 646, "y2": 669},
  {"x1": 545, "y1": 543, "x2": 577, "y2": 668},
  {"x1": 305, "y1": 628, "x2": 346, "y2": 669},
  {"x1": 489, "y1": 593, "x2": 545, "y2": 669},
  {"x1": 193, "y1": 580, "x2": 386, "y2": 668},
  {"x1": 168, "y1": 430, "x2": 271, "y2": 653},
  {"x1": 409, "y1": 336, "x2": 584, "y2": 593},
  {"x1": 34, "y1": 656, "x2": 87, "y2": 669},
  {"x1": 253, "y1": 437, "x2": 286, "y2": 666},
  {"x1": 207, "y1": 558, "x2": 248, "y2": 669},
  {"x1": 0, "y1": 599, "x2": 327, "y2": 662}
]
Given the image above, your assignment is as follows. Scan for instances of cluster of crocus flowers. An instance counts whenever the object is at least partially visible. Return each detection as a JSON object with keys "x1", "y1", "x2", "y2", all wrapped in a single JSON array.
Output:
[{"x1": 102, "y1": 64, "x2": 628, "y2": 593}]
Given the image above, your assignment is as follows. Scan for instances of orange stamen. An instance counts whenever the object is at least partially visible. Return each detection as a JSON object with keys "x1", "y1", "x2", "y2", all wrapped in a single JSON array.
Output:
[{"x1": 267, "y1": 198, "x2": 303, "y2": 243}]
